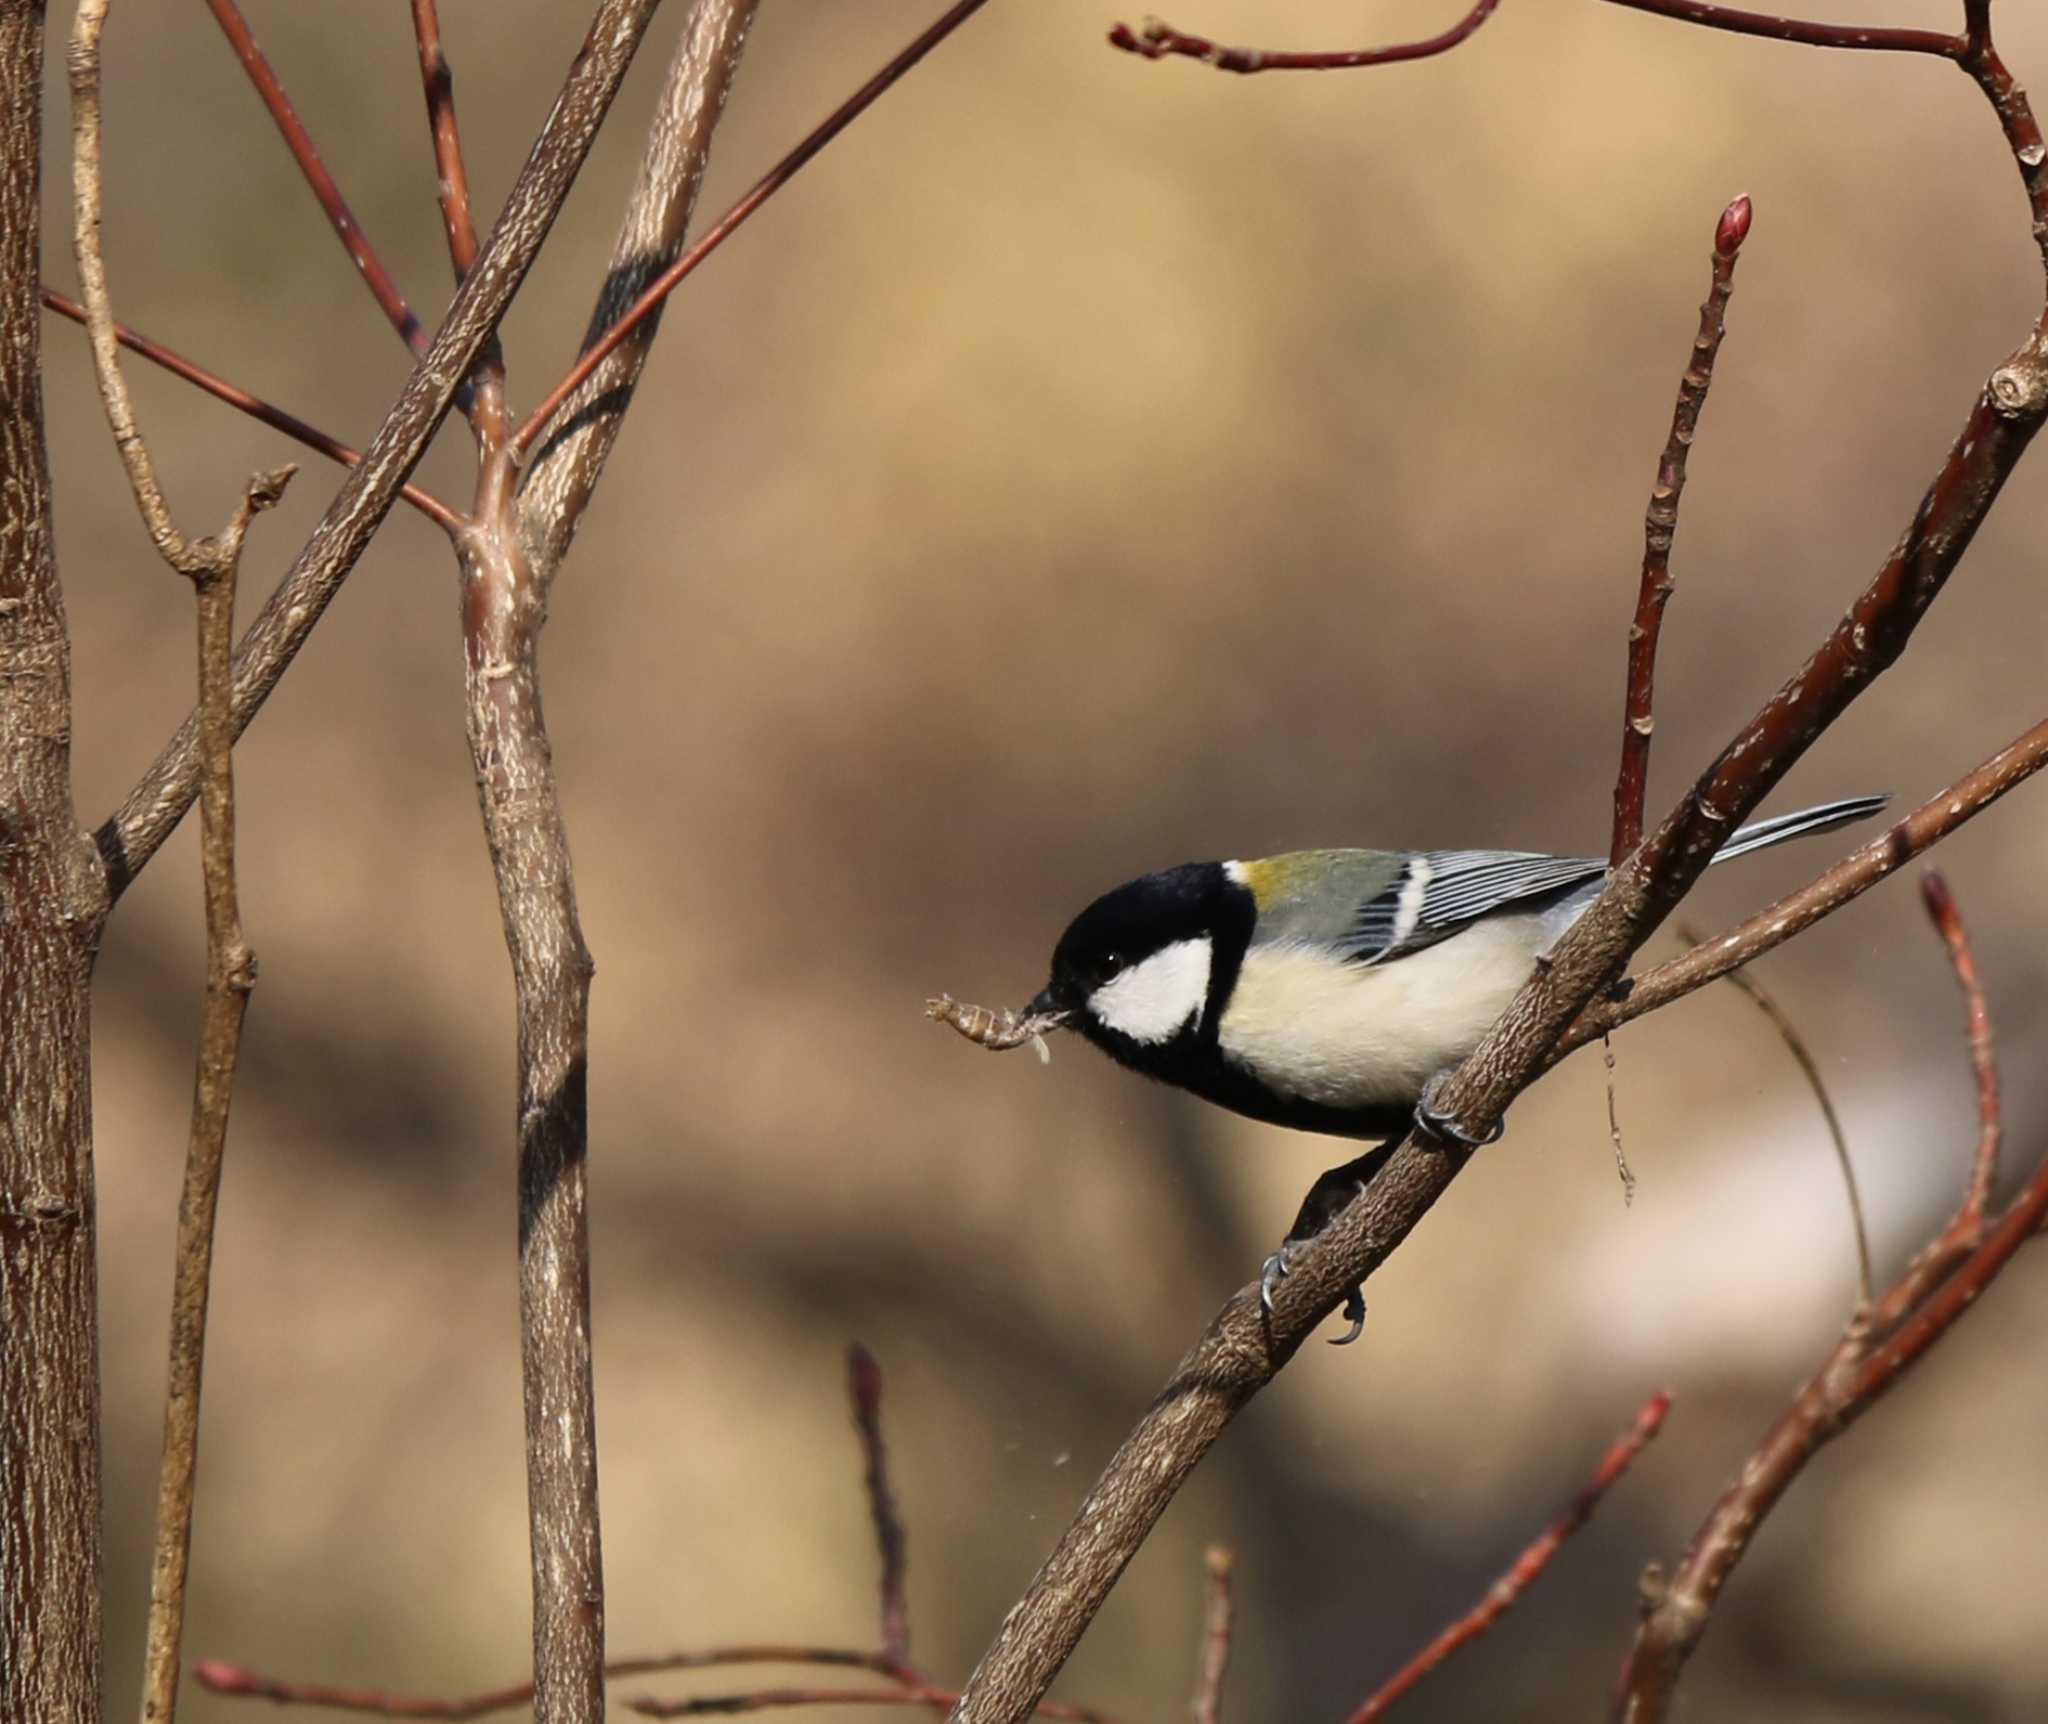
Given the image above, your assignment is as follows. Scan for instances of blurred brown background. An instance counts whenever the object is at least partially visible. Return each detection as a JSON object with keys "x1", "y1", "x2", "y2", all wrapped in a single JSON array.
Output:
[{"x1": 41, "y1": 2, "x2": 2048, "y2": 1719}]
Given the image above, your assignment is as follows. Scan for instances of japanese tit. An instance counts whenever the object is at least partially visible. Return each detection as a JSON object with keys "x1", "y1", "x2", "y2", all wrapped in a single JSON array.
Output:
[{"x1": 1024, "y1": 794, "x2": 1887, "y2": 1334}]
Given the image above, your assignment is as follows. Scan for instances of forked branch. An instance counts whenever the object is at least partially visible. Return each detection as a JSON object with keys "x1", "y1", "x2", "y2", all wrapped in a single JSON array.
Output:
[
  {"x1": 947, "y1": 11, "x2": 2048, "y2": 1717},
  {"x1": 98, "y1": 0, "x2": 671, "y2": 900},
  {"x1": 1609, "y1": 873, "x2": 2042, "y2": 1723},
  {"x1": 1348, "y1": 1393, "x2": 1669, "y2": 1724}
]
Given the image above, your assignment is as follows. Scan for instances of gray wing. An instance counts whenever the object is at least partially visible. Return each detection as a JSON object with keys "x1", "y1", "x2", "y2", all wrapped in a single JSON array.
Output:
[{"x1": 1251, "y1": 848, "x2": 1607, "y2": 968}]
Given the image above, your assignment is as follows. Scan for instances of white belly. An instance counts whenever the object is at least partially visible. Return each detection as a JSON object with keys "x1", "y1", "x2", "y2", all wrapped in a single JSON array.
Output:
[{"x1": 1217, "y1": 919, "x2": 1549, "y2": 1109}]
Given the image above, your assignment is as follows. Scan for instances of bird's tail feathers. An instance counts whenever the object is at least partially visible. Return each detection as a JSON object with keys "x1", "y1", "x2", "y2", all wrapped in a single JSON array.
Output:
[{"x1": 1711, "y1": 794, "x2": 1891, "y2": 864}]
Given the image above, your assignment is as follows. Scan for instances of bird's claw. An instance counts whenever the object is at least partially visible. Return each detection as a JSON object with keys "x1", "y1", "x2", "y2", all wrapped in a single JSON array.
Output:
[
  {"x1": 1260, "y1": 1245, "x2": 1368, "y2": 1345},
  {"x1": 1329, "y1": 1285, "x2": 1367, "y2": 1346},
  {"x1": 1259, "y1": 1247, "x2": 1291, "y2": 1314},
  {"x1": 1413, "y1": 1074, "x2": 1504, "y2": 1147}
]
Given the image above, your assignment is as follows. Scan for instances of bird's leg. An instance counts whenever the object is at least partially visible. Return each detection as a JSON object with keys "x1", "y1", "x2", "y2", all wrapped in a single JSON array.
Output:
[
  {"x1": 1413, "y1": 1068, "x2": 1505, "y2": 1148},
  {"x1": 1259, "y1": 1141, "x2": 1399, "y2": 1346}
]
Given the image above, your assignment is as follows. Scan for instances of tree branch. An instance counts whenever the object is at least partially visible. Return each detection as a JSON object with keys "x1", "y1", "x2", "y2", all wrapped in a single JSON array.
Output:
[
  {"x1": 38, "y1": 289, "x2": 462, "y2": 533},
  {"x1": 1612, "y1": 195, "x2": 1749, "y2": 863},
  {"x1": 0, "y1": 5, "x2": 107, "y2": 1717},
  {"x1": 410, "y1": 0, "x2": 509, "y2": 449},
  {"x1": 1106, "y1": 0, "x2": 1501, "y2": 75},
  {"x1": 1347, "y1": 1393, "x2": 1669, "y2": 1724},
  {"x1": 848, "y1": 1344, "x2": 914, "y2": 1675},
  {"x1": 1609, "y1": 872, "x2": 2043, "y2": 1723},
  {"x1": 201, "y1": 0, "x2": 432, "y2": 359},
  {"x1": 97, "y1": 0, "x2": 671, "y2": 901},
  {"x1": 69, "y1": 15, "x2": 305, "y2": 1721},
  {"x1": 947, "y1": 17, "x2": 2048, "y2": 1714},
  {"x1": 1569, "y1": 712, "x2": 2048, "y2": 1052},
  {"x1": 1189, "y1": 1548, "x2": 1234, "y2": 1724},
  {"x1": 513, "y1": 0, "x2": 994, "y2": 466},
  {"x1": 515, "y1": 0, "x2": 759, "y2": 576}
]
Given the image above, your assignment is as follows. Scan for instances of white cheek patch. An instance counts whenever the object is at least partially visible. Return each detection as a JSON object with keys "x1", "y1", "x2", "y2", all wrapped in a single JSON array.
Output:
[{"x1": 1090, "y1": 937, "x2": 1213, "y2": 1045}]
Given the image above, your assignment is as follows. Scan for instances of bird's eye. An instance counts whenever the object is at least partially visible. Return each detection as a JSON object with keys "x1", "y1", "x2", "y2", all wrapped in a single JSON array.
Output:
[{"x1": 1096, "y1": 951, "x2": 1126, "y2": 983}]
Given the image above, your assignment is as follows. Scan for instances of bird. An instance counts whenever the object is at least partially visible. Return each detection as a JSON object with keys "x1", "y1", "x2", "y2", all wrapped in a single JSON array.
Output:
[{"x1": 1021, "y1": 793, "x2": 1888, "y2": 1341}]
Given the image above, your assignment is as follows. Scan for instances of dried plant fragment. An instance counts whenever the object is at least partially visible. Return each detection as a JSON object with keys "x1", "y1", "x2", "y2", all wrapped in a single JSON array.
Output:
[{"x1": 926, "y1": 994, "x2": 1063, "y2": 1062}]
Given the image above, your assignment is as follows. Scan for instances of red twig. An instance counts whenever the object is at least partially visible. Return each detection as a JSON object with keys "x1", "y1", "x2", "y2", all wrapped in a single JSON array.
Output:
[
  {"x1": 1610, "y1": 877, "x2": 2044, "y2": 1724},
  {"x1": 201, "y1": 0, "x2": 430, "y2": 359},
  {"x1": 1922, "y1": 874, "x2": 2002, "y2": 1228},
  {"x1": 1611, "y1": 195, "x2": 1750, "y2": 864},
  {"x1": 847, "y1": 1345, "x2": 914, "y2": 1674},
  {"x1": 194, "y1": 1651, "x2": 919, "y2": 1721},
  {"x1": 1602, "y1": 1, "x2": 1960, "y2": 58},
  {"x1": 1106, "y1": 0, "x2": 1499, "y2": 75},
  {"x1": 630, "y1": 1688, "x2": 1116, "y2": 1722},
  {"x1": 1349, "y1": 1393, "x2": 1670, "y2": 1724},
  {"x1": 1190, "y1": 1548, "x2": 1234, "y2": 1724},
  {"x1": 411, "y1": 0, "x2": 482, "y2": 281},
  {"x1": 513, "y1": 0, "x2": 995, "y2": 459},
  {"x1": 39, "y1": 288, "x2": 463, "y2": 533},
  {"x1": 410, "y1": 0, "x2": 509, "y2": 451}
]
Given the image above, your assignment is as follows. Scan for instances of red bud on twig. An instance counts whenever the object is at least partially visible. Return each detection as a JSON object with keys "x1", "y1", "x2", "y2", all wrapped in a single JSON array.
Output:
[{"x1": 1715, "y1": 193, "x2": 1753, "y2": 258}]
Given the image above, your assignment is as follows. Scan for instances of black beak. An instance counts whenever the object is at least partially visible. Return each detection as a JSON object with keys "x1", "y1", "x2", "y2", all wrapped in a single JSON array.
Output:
[{"x1": 1026, "y1": 986, "x2": 1065, "y2": 1021}]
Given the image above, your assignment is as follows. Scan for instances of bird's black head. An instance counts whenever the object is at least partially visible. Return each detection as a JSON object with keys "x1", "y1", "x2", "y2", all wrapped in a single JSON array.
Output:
[{"x1": 1029, "y1": 861, "x2": 1253, "y2": 1074}]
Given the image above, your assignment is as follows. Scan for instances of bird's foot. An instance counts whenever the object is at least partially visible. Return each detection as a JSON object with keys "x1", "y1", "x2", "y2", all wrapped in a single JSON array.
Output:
[
  {"x1": 1258, "y1": 1144, "x2": 1398, "y2": 1345},
  {"x1": 1413, "y1": 1071, "x2": 1504, "y2": 1147}
]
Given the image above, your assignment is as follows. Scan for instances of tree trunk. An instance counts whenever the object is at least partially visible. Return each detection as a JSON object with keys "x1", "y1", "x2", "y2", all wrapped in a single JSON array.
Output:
[{"x1": 0, "y1": 4, "x2": 109, "y2": 1719}]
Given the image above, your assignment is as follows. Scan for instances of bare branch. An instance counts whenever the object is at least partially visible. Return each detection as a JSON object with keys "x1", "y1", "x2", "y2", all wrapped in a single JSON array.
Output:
[
  {"x1": 1601, "y1": 2, "x2": 1959, "y2": 57},
  {"x1": 1921, "y1": 872, "x2": 2000, "y2": 1226},
  {"x1": 1676, "y1": 921, "x2": 1871, "y2": 1304},
  {"x1": 98, "y1": 0, "x2": 671, "y2": 901},
  {"x1": 40, "y1": 288, "x2": 463, "y2": 533},
  {"x1": 516, "y1": 0, "x2": 760, "y2": 575},
  {"x1": 202, "y1": 0, "x2": 431, "y2": 359},
  {"x1": 632, "y1": 1688, "x2": 1116, "y2": 1721},
  {"x1": 138, "y1": 465, "x2": 289, "y2": 1724},
  {"x1": 1106, "y1": 1, "x2": 1501, "y2": 75},
  {"x1": 1612, "y1": 194, "x2": 1750, "y2": 864},
  {"x1": 1189, "y1": 1548, "x2": 1234, "y2": 1724},
  {"x1": 1570, "y1": 713, "x2": 2048, "y2": 1052},
  {"x1": 946, "y1": 18, "x2": 2048, "y2": 1715},
  {"x1": 1610, "y1": 877, "x2": 2042, "y2": 1724},
  {"x1": 514, "y1": 0, "x2": 994, "y2": 465},
  {"x1": 196, "y1": 1651, "x2": 942, "y2": 1721},
  {"x1": 847, "y1": 1344, "x2": 914, "y2": 1674},
  {"x1": 68, "y1": 0, "x2": 208, "y2": 577},
  {"x1": 72, "y1": 18, "x2": 303, "y2": 1720},
  {"x1": 1349, "y1": 1393, "x2": 1669, "y2": 1724},
  {"x1": 410, "y1": 0, "x2": 510, "y2": 451}
]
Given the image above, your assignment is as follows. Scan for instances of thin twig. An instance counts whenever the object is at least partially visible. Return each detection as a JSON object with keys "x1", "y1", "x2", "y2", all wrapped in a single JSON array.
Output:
[
  {"x1": 201, "y1": 0, "x2": 430, "y2": 359},
  {"x1": 1189, "y1": 1548, "x2": 1233, "y2": 1724},
  {"x1": 137, "y1": 469, "x2": 288, "y2": 1724},
  {"x1": 71, "y1": 16, "x2": 297, "y2": 1724},
  {"x1": 97, "y1": 0, "x2": 669, "y2": 902},
  {"x1": 1601, "y1": 1035, "x2": 1635, "y2": 1203},
  {"x1": 196, "y1": 1651, "x2": 932, "y2": 1721},
  {"x1": 1106, "y1": 0, "x2": 1501, "y2": 75},
  {"x1": 1674, "y1": 922, "x2": 1871, "y2": 1305},
  {"x1": 1921, "y1": 873, "x2": 2000, "y2": 1226},
  {"x1": 848, "y1": 1345, "x2": 913, "y2": 1673},
  {"x1": 410, "y1": 0, "x2": 509, "y2": 450},
  {"x1": 1612, "y1": 194, "x2": 1750, "y2": 863},
  {"x1": 946, "y1": 17, "x2": 2048, "y2": 1714},
  {"x1": 632, "y1": 1688, "x2": 1116, "y2": 1722},
  {"x1": 514, "y1": 0, "x2": 994, "y2": 461},
  {"x1": 40, "y1": 288, "x2": 463, "y2": 533},
  {"x1": 1602, "y1": 1, "x2": 1961, "y2": 59},
  {"x1": 1349, "y1": 1393, "x2": 1670, "y2": 1724},
  {"x1": 1611, "y1": 880, "x2": 2042, "y2": 1724}
]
